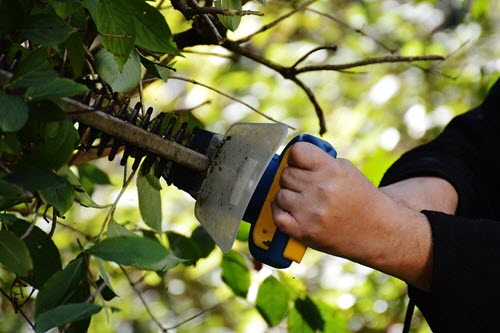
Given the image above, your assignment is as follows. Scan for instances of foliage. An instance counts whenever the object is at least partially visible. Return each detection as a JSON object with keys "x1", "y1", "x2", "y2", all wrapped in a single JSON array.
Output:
[{"x1": 1, "y1": 0, "x2": 500, "y2": 332}]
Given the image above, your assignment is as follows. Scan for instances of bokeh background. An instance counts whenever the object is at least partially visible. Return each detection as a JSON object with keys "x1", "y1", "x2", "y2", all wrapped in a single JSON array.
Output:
[{"x1": 2, "y1": 0, "x2": 500, "y2": 332}]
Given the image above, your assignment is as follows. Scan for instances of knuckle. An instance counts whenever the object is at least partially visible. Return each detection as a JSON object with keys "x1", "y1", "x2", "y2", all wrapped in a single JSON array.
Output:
[{"x1": 280, "y1": 167, "x2": 291, "y2": 186}]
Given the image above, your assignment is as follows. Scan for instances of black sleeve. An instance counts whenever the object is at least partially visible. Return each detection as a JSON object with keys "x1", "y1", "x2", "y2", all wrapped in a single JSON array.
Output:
[
  {"x1": 380, "y1": 77, "x2": 500, "y2": 219},
  {"x1": 379, "y1": 78, "x2": 500, "y2": 331},
  {"x1": 410, "y1": 211, "x2": 500, "y2": 331}
]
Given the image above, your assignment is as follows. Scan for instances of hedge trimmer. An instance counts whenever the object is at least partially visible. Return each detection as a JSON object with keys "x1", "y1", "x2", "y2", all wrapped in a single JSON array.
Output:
[{"x1": 72, "y1": 91, "x2": 337, "y2": 268}]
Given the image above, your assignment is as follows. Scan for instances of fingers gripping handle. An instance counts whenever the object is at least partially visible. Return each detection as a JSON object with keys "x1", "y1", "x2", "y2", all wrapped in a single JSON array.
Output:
[{"x1": 248, "y1": 134, "x2": 337, "y2": 268}]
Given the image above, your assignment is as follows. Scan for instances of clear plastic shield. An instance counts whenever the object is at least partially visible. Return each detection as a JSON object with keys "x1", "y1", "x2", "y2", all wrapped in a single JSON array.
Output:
[{"x1": 194, "y1": 123, "x2": 288, "y2": 252}]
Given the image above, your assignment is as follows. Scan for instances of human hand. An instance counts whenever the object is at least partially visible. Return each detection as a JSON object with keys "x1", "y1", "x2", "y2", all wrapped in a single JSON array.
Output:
[
  {"x1": 271, "y1": 142, "x2": 432, "y2": 290},
  {"x1": 271, "y1": 142, "x2": 395, "y2": 257}
]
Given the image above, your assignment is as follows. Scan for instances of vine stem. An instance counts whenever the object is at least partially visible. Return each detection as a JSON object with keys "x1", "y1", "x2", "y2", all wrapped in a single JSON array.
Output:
[
  {"x1": 164, "y1": 75, "x2": 296, "y2": 130},
  {"x1": 97, "y1": 169, "x2": 137, "y2": 241},
  {"x1": 164, "y1": 304, "x2": 220, "y2": 331},
  {"x1": 119, "y1": 266, "x2": 167, "y2": 332},
  {"x1": 0, "y1": 286, "x2": 35, "y2": 330}
]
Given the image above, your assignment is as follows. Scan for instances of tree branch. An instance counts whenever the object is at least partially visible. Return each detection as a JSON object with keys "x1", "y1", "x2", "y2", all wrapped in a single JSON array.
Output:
[
  {"x1": 163, "y1": 75, "x2": 296, "y2": 130},
  {"x1": 234, "y1": 0, "x2": 318, "y2": 44},
  {"x1": 295, "y1": 54, "x2": 445, "y2": 73}
]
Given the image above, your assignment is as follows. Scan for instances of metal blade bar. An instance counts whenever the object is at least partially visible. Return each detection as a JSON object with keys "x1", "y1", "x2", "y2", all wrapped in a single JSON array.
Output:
[
  {"x1": 65, "y1": 99, "x2": 210, "y2": 173},
  {"x1": 0, "y1": 68, "x2": 210, "y2": 172}
]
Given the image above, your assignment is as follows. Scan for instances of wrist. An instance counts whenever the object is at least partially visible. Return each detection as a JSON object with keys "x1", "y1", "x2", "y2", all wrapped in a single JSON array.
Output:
[{"x1": 338, "y1": 194, "x2": 432, "y2": 291}]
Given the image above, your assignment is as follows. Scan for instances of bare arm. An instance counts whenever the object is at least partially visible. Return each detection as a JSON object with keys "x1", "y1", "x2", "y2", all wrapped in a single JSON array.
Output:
[
  {"x1": 379, "y1": 177, "x2": 458, "y2": 215},
  {"x1": 271, "y1": 143, "x2": 457, "y2": 291}
]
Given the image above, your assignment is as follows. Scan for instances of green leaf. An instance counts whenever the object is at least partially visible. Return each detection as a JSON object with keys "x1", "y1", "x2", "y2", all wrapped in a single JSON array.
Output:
[
  {"x1": 0, "y1": 180, "x2": 31, "y2": 209},
  {"x1": 35, "y1": 256, "x2": 87, "y2": 317},
  {"x1": 256, "y1": 276, "x2": 290, "y2": 327},
  {"x1": 191, "y1": 227, "x2": 216, "y2": 258},
  {"x1": 21, "y1": 116, "x2": 79, "y2": 170},
  {"x1": 5, "y1": 218, "x2": 62, "y2": 289},
  {"x1": 221, "y1": 250, "x2": 250, "y2": 298},
  {"x1": 35, "y1": 303, "x2": 102, "y2": 333},
  {"x1": 137, "y1": 168, "x2": 162, "y2": 233},
  {"x1": 97, "y1": 277, "x2": 117, "y2": 301},
  {"x1": 0, "y1": 92, "x2": 29, "y2": 132},
  {"x1": 7, "y1": 166, "x2": 75, "y2": 214},
  {"x1": 63, "y1": 279, "x2": 93, "y2": 333},
  {"x1": 6, "y1": 165, "x2": 64, "y2": 191},
  {"x1": 95, "y1": 258, "x2": 117, "y2": 300},
  {"x1": 76, "y1": 164, "x2": 111, "y2": 196},
  {"x1": 3, "y1": 165, "x2": 75, "y2": 212},
  {"x1": 77, "y1": 164, "x2": 111, "y2": 185},
  {"x1": 95, "y1": 48, "x2": 141, "y2": 93},
  {"x1": 88, "y1": 237, "x2": 184, "y2": 272},
  {"x1": 0, "y1": 0, "x2": 31, "y2": 36},
  {"x1": 9, "y1": 47, "x2": 58, "y2": 89},
  {"x1": 25, "y1": 77, "x2": 88, "y2": 101},
  {"x1": 288, "y1": 298, "x2": 349, "y2": 333},
  {"x1": 19, "y1": 13, "x2": 75, "y2": 48},
  {"x1": 0, "y1": 132, "x2": 22, "y2": 156},
  {"x1": 288, "y1": 297, "x2": 324, "y2": 332},
  {"x1": 49, "y1": 0, "x2": 82, "y2": 19},
  {"x1": 0, "y1": 230, "x2": 33, "y2": 277},
  {"x1": 107, "y1": 219, "x2": 138, "y2": 238},
  {"x1": 215, "y1": 0, "x2": 242, "y2": 32},
  {"x1": 139, "y1": 55, "x2": 173, "y2": 82},
  {"x1": 119, "y1": 0, "x2": 181, "y2": 55},
  {"x1": 162, "y1": 227, "x2": 214, "y2": 267},
  {"x1": 86, "y1": 0, "x2": 136, "y2": 68},
  {"x1": 57, "y1": 166, "x2": 110, "y2": 209},
  {"x1": 39, "y1": 174, "x2": 75, "y2": 214},
  {"x1": 65, "y1": 32, "x2": 85, "y2": 77}
]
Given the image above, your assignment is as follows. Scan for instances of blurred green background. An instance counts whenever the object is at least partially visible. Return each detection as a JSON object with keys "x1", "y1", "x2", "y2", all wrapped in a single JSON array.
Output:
[{"x1": 2, "y1": 0, "x2": 500, "y2": 332}]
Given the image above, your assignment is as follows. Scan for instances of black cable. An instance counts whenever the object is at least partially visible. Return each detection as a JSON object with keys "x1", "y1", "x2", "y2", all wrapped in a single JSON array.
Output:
[{"x1": 402, "y1": 298, "x2": 415, "y2": 333}]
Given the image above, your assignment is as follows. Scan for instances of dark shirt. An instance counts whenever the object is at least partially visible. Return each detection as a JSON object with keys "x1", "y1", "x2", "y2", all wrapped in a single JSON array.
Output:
[{"x1": 380, "y1": 78, "x2": 500, "y2": 331}]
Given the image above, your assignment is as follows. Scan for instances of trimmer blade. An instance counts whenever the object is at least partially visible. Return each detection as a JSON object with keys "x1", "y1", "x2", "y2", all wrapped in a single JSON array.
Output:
[{"x1": 195, "y1": 123, "x2": 288, "y2": 252}]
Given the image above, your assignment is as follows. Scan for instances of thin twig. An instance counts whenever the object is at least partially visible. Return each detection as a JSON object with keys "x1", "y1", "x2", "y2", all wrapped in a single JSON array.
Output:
[
  {"x1": 164, "y1": 304, "x2": 220, "y2": 331},
  {"x1": 57, "y1": 220, "x2": 96, "y2": 241},
  {"x1": 0, "y1": 286, "x2": 35, "y2": 330},
  {"x1": 235, "y1": 0, "x2": 318, "y2": 44},
  {"x1": 299, "y1": 5, "x2": 399, "y2": 54},
  {"x1": 171, "y1": 100, "x2": 211, "y2": 114},
  {"x1": 181, "y1": 49, "x2": 234, "y2": 59},
  {"x1": 98, "y1": 32, "x2": 133, "y2": 39},
  {"x1": 291, "y1": 45, "x2": 338, "y2": 68},
  {"x1": 120, "y1": 266, "x2": 166, "y2": 332},
  {"x1": 295, "y1": 54, "x2": 445, "y2": 73},
  {"x1": 164, "y1": 75, "x2": 296, "y2": 130},
  {"x1": 20, "y1": 200, "x2": 40, "y2": 240},
  {"x1": 190, "y1": 6, "x2": 264, "y2": 17},
  {"x1": 139, "y1": 79, "x2": 145, "y2": 117},
  {"x1": 202, "y1": 14, "x2": 224, "y2": 44},
  {"x1": 98, "y1": 169, "x2": 137, "y2": 240}
]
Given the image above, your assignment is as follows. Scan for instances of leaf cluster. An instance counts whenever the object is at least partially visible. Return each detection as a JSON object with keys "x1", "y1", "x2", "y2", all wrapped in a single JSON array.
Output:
[
  {"x1": 2, "y1": 0, "x2": 493, "y2": 331},
  {"x1": 1, "y1": 0, "x2": 339, "y2": 331}
]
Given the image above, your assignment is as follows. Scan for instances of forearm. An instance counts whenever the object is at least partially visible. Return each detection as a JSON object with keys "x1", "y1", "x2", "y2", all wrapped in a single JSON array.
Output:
[
  {"x1": 364, "y1": 176, "x2": 458, "y2": 290},
  {"x1": 379, "y1": 176, "x2": 458, "y2": 214},
  {"x1": 328, "y1": 190, "x2": 433, "y2": 291}
]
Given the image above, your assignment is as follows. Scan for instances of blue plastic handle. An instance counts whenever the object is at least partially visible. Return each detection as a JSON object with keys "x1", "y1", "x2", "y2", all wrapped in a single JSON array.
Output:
[{"x1": 245, "y1": 134, "x2": 337, "y2": 268}]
